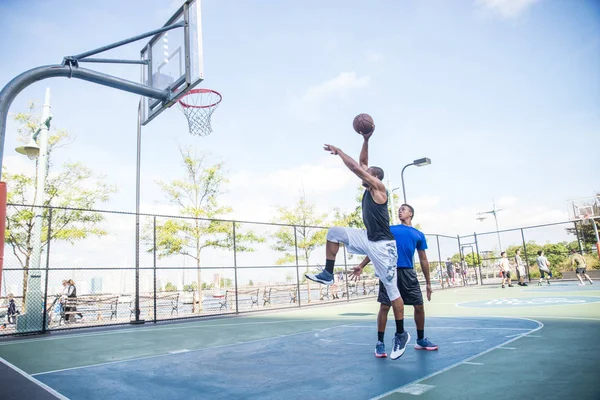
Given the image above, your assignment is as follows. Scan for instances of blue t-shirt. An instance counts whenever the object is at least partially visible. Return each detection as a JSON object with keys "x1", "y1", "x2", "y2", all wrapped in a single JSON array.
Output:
[{"x1": 389, "y1": 224, "x2": 428, "y2": 269}]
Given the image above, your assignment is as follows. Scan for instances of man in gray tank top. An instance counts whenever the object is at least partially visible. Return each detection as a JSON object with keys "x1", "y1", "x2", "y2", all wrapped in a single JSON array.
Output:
[{"x1": 305, "y1": 126, "x2": 410, "y2": 360}]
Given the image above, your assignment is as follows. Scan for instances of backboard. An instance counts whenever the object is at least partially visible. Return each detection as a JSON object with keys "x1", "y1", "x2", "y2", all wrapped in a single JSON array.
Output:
[
  {"x1": 140, "y1": 0, "x2": 204, "y2": 125},
  {"x1": 568, "y1": 195, "x2": 600, "y2": 221}
]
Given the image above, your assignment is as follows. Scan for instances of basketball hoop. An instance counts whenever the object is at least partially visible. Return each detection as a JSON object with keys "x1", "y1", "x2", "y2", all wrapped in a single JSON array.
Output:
[{"x1": 178, "y1": 89, "x2": 222, "y2": 136}]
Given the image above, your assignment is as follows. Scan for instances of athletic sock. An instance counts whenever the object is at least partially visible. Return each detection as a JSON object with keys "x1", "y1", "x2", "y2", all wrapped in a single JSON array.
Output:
[
  {"x1": 377, "y1": 331, "x2": 384, "y2": 342},
  {"x1": 417, "y1": 329, "x2": 424, "y2": 340},
  {"x1": 325, "y1": 259, "x2": 335, "y2": 274},
  {"x1": 395, "y1": 319, "x2": 404, "y2": 335}
]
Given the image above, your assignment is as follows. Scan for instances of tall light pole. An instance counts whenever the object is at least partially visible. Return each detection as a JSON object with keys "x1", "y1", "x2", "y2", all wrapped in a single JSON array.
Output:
[
  {"x1": 400, "y1": 157, "x2": 431, "y2": 204},
  {"x1": 15, "y1": 88, "x2": 51, "y2": 332},
  {"x1": 387, "y1": 180, "x2": 400, "y2": 224},
  {"x1": 476, "y1": 199, "x2": 504, "y2": 252}
]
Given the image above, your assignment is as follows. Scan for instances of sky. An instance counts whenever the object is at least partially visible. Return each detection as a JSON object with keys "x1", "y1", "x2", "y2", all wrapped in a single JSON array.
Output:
[{"x1": 1, "y1": 0, "x2": 599, "y2": 289}]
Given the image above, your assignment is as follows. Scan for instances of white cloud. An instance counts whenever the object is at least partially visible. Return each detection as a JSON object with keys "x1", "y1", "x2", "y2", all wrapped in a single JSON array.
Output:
[
  {"x1": 476, "y1": 0, "x2": 542, "y2": 18},
  {"x1": 497, "y1": 196, "x2": 518, "y2": 208},
  {"x1": 302, "y1": 72, "x2": 371, "y2": 104}
]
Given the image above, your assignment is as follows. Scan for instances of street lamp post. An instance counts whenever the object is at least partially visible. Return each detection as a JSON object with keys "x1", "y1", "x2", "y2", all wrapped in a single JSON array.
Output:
[
  {"x1": 476, "y1": 199, "x2": 504, "y2": 252},
  {"x1": 14, "y1": 88, "x2": 51, "y2": 332},
  {"x1": 400, "y1": 157, "x2": 431, "y2": 204},
  {"x1": 387, "y1": 180, "x2": 400, "y2": 224}
]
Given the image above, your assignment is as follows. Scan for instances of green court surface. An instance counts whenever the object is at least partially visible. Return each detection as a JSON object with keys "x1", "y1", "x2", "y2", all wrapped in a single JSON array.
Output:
[{"x1": 0, "y1": 281, "x2": 599, "y2": 399}]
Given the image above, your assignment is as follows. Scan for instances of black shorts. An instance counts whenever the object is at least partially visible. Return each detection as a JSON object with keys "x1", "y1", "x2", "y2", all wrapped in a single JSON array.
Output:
[
  {"x1": 502, "y1": 271, "x2": 511, "y2": 279},
  {"x1": 576, "y1": 268, "x2": 586, "y2": 274},
  {"x1": 378, "y1": 268, "x2": 423, "y2": 306}
]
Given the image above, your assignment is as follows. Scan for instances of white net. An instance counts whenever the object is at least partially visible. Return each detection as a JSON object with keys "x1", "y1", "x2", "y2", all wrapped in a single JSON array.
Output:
[{"x1": 177, "y1": 89, "x2": 222, "y2": 136}]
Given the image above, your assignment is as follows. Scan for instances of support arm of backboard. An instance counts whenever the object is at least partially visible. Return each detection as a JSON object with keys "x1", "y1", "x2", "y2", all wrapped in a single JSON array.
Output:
[
  {"x1": 0, "y1": 64, "x2": 170, "y2": 181},
  {"x1": 63, "y1": 21, "x2": 185, "y2": 66}
]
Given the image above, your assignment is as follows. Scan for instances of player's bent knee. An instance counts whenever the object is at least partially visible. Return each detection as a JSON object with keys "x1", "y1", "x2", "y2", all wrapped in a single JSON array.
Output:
[{"x1": 326, "y1": 226, "x2": 349, "y2": 244}]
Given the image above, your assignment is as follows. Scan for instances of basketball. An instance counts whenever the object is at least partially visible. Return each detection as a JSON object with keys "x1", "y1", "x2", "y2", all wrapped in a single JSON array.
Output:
[{"x1": 353, "y1": 113, "x2": 375, "y2": 135}]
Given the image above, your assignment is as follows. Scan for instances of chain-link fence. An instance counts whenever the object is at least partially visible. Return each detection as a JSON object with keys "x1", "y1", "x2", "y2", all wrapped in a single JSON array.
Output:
[{"x1": 2, "y1": 204, "x2": 597, "y2": 336}]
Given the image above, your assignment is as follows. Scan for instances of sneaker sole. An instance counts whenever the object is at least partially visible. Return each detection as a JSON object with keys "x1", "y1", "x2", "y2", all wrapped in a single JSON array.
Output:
[
  {"x1": 414, "y1": 345, "x2": 439, "y2": 351},
  {"x1": 374, "y1": 352, "x2": 387, "y2": 358},
  {"x1": 305, "y1": 274, "x2": 333, "y2": 286},
  {"x1": 390, "y1": 333, "x2": 411, "y2": 360}
]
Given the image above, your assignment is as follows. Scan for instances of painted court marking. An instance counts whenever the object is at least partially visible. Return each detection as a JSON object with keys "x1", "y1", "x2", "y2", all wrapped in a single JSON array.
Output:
[
  {"x1": 168, "y1": 349, "x2": 190, "y2": 354},
  {"x1": 397, "y1": 383, "x2": 435, "y2": 395},
  {"x1": 462, "y1": 362, "x2": 484, "y2": 366},
  {"x1": 452, "y1": 339, "x2": 484, "y2": 344},
  {"x1": 370, "y1": 317, "x2": 544, "y2": 400},
  {"x1": 0, "y1": 357, "x2": 70, "y2": 400}
]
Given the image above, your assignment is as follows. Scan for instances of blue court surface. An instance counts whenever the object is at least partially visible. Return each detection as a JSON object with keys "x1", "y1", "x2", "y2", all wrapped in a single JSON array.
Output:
[{"x1": 32, "y1": 316, "x2": 540, "y2": 400}]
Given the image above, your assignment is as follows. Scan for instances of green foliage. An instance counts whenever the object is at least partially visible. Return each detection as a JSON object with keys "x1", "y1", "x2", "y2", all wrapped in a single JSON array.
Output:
[
  {"x1": 164, "y1": 282, "x2": 177, "y2": 292},
  {"x1": 565, "y1": 220, "x2": 599, "y2": 252},
  {"x1": 4, "y1": 102, "x2": 115, "y2": 309},
  {"x1": 147, "y1": 148, "x2": 264, "y2": 311},
  {"x1": 271, "y1": 195, "x2": 328, "y2": 268},
  {"x1": 332, "y1": 186, "x2": 365, "y2": 229},
  {"x1": 220, "y1": 277, "x2": 232, "y2": 288},
  {"x1": 183, "y1": 282, "x2": 198, "y2": 292},
  {"x1": 248, "y1": 280, "x2": 254, "y2": 286}
]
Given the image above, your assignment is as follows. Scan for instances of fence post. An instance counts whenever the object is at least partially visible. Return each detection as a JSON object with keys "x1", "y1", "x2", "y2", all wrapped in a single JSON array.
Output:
[
  {"x1": 41, "y1": 207, "x2": 53, "y2": 333},
  {"x1": 233, "y1": 222, "x2": 239, "y2": 314},
  {"x1": 520, "y1": 228, "x2": 530, "y2": 282},
  {"x1": 573, "y1": 221, "x2": 584, "y2": 253},
  {"x1": 343, "y1": 246, "x2": 349, "y2": 301},
  {"x1": 153, "y1": 216, "x2": 157, "y2": 323},
  {"x1": 436, "y1": 235, "x2": 444, "y2": 289},
  {"x1": 294, "y1": 226, "x2": 301, "y2": 307},
  {"x1": 474, "y1": 232, "x2": 482, "y2": 286},
  {"x1": 457, "y1": 235, "x2": 465, "y2": 286}
]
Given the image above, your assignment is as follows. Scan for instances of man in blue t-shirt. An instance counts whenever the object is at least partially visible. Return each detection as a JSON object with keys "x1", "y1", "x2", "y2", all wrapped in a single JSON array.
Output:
[{"x1": 352, "y1": 204, "x2": 438, "y2": 358}]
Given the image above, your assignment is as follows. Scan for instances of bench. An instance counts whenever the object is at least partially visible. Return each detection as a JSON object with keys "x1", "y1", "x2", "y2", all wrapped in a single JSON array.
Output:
[
  {"x1": 60, "y1": 295, "x2": 119, "y2": 325},
  {"x1": 263, "y1": 285, "x2": 298, "y2": 306},
  {"x1": 342, "y1": 281, "x2": 360, "y2": 299},
  {"x1": 129, "y1": 292, "x2": 180, "y2": 319},
  {"x1": 219, "y1": 288, "x2": 260, "y2": 310}
]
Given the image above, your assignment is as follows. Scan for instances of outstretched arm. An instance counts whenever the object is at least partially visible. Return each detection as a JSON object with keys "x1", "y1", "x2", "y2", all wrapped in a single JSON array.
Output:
[
  {"x1": 358, "y1": 133, "x2": 372, "y2": 171},
  {"x1": 324, "y1": 144, "x2": 386, "y2": 193}
]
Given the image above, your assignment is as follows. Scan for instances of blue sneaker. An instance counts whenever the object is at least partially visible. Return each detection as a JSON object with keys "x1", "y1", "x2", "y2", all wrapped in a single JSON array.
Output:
[
  {"x1": 415, "y1": 337, "x2": 438, "y2": 351},
  {"x1": 390, "y1": 331, "x2": 411, "y2": 360},
  {"x1": 305, "y1": 269, "x2": 334, "y2": 285},
  {"x1": 374, "y1": 341, "x2": 387, "y2": 358}
]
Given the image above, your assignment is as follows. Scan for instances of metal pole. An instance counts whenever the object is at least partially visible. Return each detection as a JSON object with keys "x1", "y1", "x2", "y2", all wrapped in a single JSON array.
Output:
[
  {"x1": 68, "y1": 21, "x2": 185, "y2": 61},
  {"x1": 591, "y1": 218, "x2": 600, "y2": 260},
  {"x1": 436, "y1": 235, "x2": 443, "y2": 289},
  {"x1": 388, "y1": 179, "x2": 396, "y2": 224},
  {"x1": 457, "y1": 235, "x2": 465, "y2": 286},
  {"x1": 343, "y1": 245, "x2": 349, "y2": 301},
  {"x1": 19, "y1": 88, "x2": 50, "y2": 332},
  {"x1": 132, "y1": 100, "x2": 143, "y2": 324},
  {"x1": 0, "y1": 65, "x2": 169, "y2": 182},
  {"x1": 153, "y1": 216, "x2": 157, "y2": 323},
  {"x1": 520, "y1": 228, "x2": 530, "y2": 282},
  {"x1": 233, "y1": 222, "x2": 239, "y2": 314},
  {"x1": 294, "y1": 226, "x2": 301, "y2": 307},
  {"x1": 574, "y1": 221, "x2": 584, "y2": 254},
  {"x1": 474, "y1": 232, "x2": 482, "y2": 286},
  {"x1": 42, "y1": 207, "x2": 53, "y2": 333},
  {"x1": 400, "y1": 163, "x2": 412, "y2": 204}
]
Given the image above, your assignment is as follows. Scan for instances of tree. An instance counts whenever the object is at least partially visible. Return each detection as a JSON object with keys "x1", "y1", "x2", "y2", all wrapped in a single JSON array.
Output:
[
  {"x1": 566, "y1": 220, "x2": 599, "y2": 252},
  {"x1": 148, "y1": 148, "x2": 263, "y2": 312},
  {"x1": 164, "y1": 282, "x2": 177, "y2": 292},
  {"x1": 332, "y1": 186, "x2": 364, "y2": 229},
  {"x1": 271, "y1": 195, "x2": 328, "y2": 301},
  {"x1": 248, "y1": 279, "x2": 254, "y2": 286},
  {"x1": 4, "y1": 102, "x2": 115, "y2": 311}
]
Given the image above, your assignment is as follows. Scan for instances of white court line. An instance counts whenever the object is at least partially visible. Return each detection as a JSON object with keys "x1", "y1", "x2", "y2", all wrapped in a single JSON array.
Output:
[
  {"x1": 168, "y1": 349, "x2": 190, "y2": 354},
  {"x1": 0, "y1": 318, "x2": 339, "y2": 346},
  {"x1": 462, "y1": 362, "x2": 484, "y2": 366},
  {"x1": 498, "y1": 347, "x2": 516, "y2": 350},
  {"x1": 524, "y1": 315, "x2": 600, "y2": 321},
  {"x1": 342, "y1": 326, "x2": 531, "y2": 331},
  {"x1": 0, "y1": 357, "x2": 70, "y2": 400},
  {"x1": 397, "y1": 383, "x2": 435, "y2": 395},
  {"x1": 370, "y1": 317, "x2": 544, "y2": 400}
]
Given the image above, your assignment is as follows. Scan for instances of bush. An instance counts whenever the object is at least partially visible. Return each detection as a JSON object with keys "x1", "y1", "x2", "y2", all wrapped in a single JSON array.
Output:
[{"x1": 584, "y1": 254, "x2": 600, "y2": 269}]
